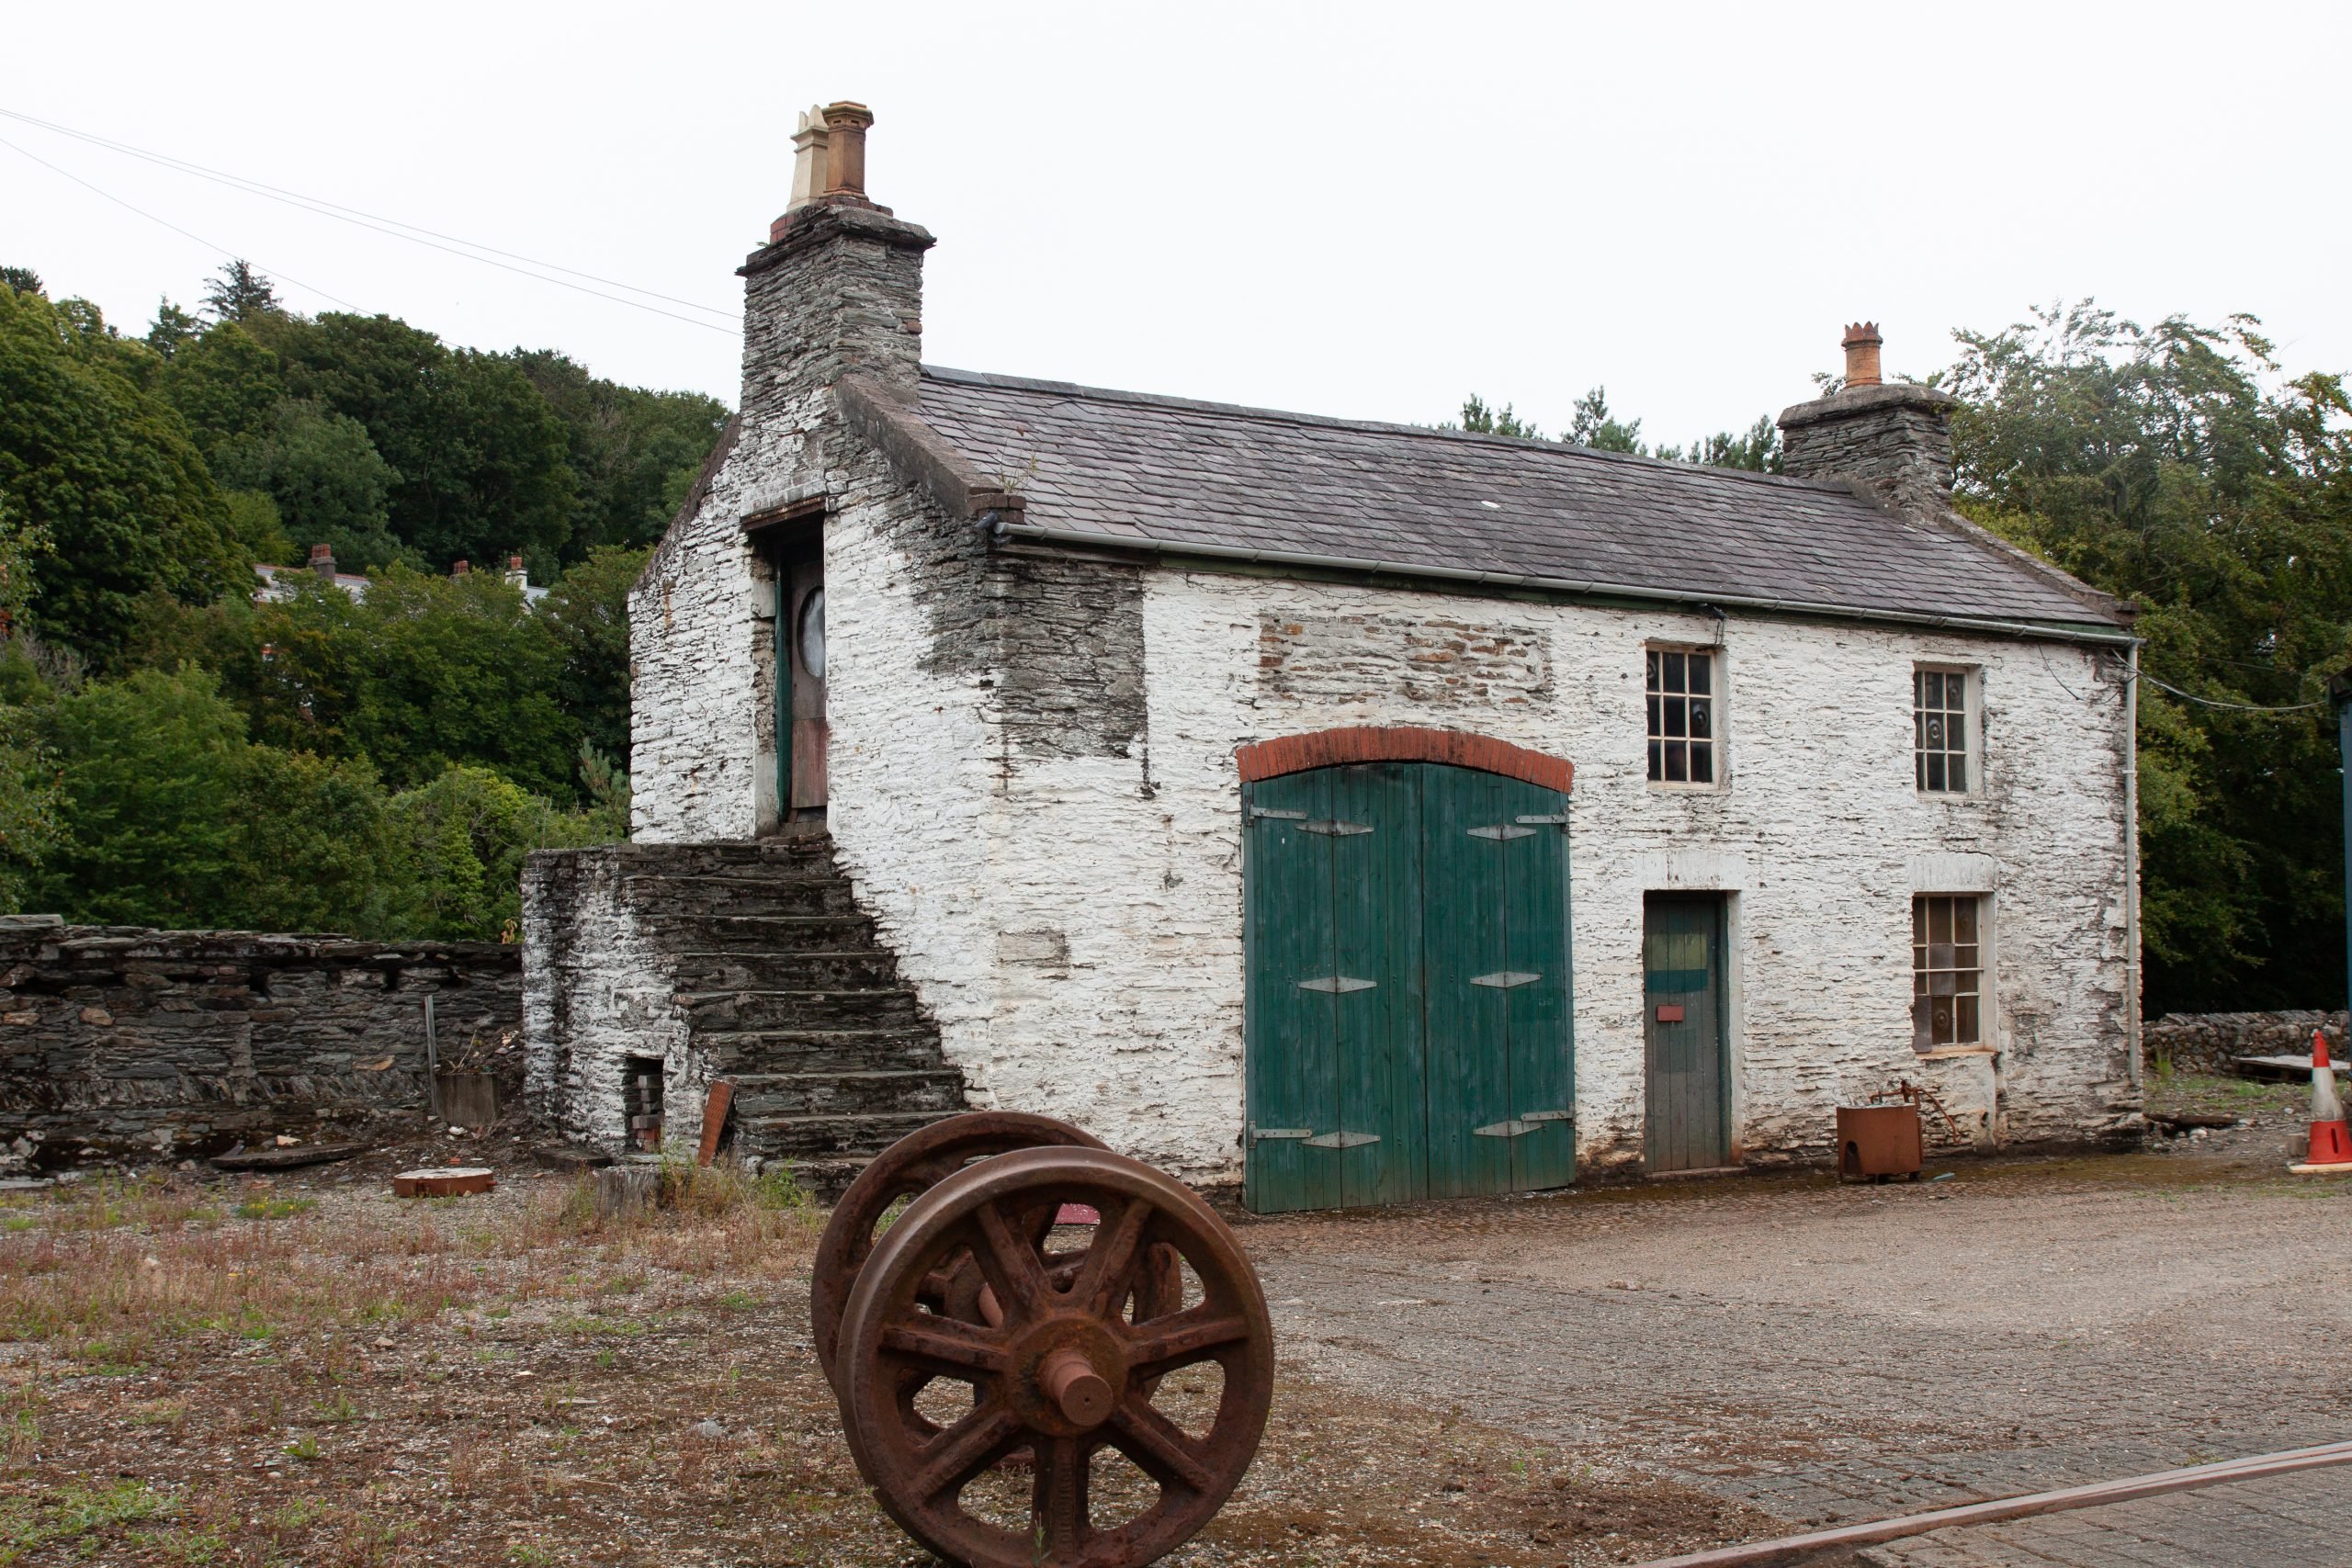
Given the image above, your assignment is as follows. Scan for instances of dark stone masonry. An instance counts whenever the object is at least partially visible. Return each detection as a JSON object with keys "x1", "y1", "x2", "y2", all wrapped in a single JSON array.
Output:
[
  {"x1": 0, "y1": 916, "x2": 520, "y2": 1170},
  {"x1": 2142, "y1": 1009, "x2": 2349, "y2": 1077}
]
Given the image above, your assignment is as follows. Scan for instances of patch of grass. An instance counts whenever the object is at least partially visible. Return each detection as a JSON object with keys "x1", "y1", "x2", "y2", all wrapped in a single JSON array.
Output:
[
  {"x1": 283, "y1": 1431, "x2": 321, "y2": 1461},
  {"x1": 0, "y1": 1478, "x2": 171, "y2": 1558},
  {"x1": 718, "y1": 1289, "x2": 759, "y2": 1312},
  {"x1": 311, "y1": 1391, "x2": 362, "y2": 1424},
  {"x1": 235, "y1": 1196, "x2": 317, "y2": 1221}
]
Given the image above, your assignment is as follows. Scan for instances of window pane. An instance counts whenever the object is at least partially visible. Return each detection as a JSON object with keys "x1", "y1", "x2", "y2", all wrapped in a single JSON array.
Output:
[
  {"x1": 1662, "y1": 652, "x2": 1686, "y2": 694},
  {"x1": 1954, "y1": 945, "x2": 1979, "y2": 972},
  {"x1": 1955, "y1": 994, "x2": 1980, "y2": 1043},
  {"x1": 1924, "y1": 715, "x2": 1945, "y2": 749},
  {"x1": 1925, "y1": 752, "x2": 1946, "y2": 792},
  {"x1": 1646, "y1": 694, "x2": 1661, "y2": 737},
  {"x1": 1931, "y1": 997, "x2": 1954, "y2": 1044},
  {"x1": 1688, "y1": 654, "x2": 1712, "y2": 695},
  {"x1": 1954, "y1": 899, "x2": 1977, "y2": 942},
  {"x1": 1646, "y1": 649, "x2": 1660, "y2": 690},
  {"x1": 1663, "y1": 698, "x2": 1687, "y2": 739},
  {"x1": 1913, "y1": 901, "x2": 1927, "y2": 942},
  {"x1": 1948, "y1": 754, "x2": 1967, "y2": 792},
  {"x1": 1914, "y1": 997, "x2": 1936, "y2": 1052},
  {"x1": 1688, "y1": 698, "x2": 1711, "y2": 739},
  {"x1": 1690, "y1": 743, "x2": 1714, "y2": 784},
  {"x1": 1928, "y1": 898, "x2": 1952, "y2": 944},
  {"x1": 1665, "y1": 742, "x2": 1688, "y2": 783},
  {"x1": 1647, "y1": 740, "x2": 1663, "y2": 781},
  {"x1": 1922, "y1": 671, "x2": 1943, "y2": 707}
]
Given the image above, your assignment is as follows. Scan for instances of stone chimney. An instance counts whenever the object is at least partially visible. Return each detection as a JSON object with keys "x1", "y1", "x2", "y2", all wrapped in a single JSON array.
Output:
[
  {"x1": 740, "y1": 99, "x2": 933, "y2": 425},
  {"x1": 504, "y1": 554, "x2": 528, "y2": 590},
  {"x1": 1778, "y1": 322, "x2": 1959, "y2": 520},
  {"x1": 449, "y1": 558, "x2": 469, "y2": 578},
  {"x1": 308, "y1": 543, "x2": 337, "y2": 581}
]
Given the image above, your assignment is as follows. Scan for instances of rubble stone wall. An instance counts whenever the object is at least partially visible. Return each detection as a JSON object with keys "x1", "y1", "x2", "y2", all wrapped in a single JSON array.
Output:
[
  {"x1": 0, "y1": 917, "x2": 520, "y2": 1168},
  {"x1": 2143, "y1": 1010, "x2": 2348, "y2": 1077}
]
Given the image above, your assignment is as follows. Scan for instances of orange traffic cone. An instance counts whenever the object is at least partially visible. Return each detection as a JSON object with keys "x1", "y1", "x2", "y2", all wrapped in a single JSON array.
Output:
[{"x1": 2290, "y1": 1029, "x2": 2352, "y2": 1174}]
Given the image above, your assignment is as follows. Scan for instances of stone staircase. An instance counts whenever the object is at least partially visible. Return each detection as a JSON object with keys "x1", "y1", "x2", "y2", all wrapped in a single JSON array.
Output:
[{"x1": 555, "y1": 838, "x2": 967, "y2": 1187}]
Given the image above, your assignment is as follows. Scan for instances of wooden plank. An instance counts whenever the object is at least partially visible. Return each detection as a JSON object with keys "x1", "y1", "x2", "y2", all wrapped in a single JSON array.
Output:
[
  {"x1": 695, "y1": 1079, "x2": 734, "y2": 1167},
  {"x1": 1328, "y1": 762, "x2": 1426, "y2": 1207},
  {"x1": 1499, "y1": 774, "x2": 1575, "y2": 1193},
  {"x1": 1420, "y1": 766, "x2": 1516, "y2": 1200}
]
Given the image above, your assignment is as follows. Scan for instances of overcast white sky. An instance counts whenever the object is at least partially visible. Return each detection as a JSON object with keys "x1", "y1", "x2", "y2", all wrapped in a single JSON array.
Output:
[{"x1": 6, "y1": 2, "x2": 2346, "y2": 444}]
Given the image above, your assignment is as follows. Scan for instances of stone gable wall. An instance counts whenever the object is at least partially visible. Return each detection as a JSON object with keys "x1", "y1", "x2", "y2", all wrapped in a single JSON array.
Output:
[{"x1": 0, "y1": 919, "x2": 519, "y2": 1168}]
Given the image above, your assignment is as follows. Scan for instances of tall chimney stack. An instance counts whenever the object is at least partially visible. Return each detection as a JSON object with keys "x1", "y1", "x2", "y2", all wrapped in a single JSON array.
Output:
[
  {"x1": 1778, "y1": 322, "x2": 1959, "y2": 522},
  {"x1": 309, "y1": 543, "x2": 337, "y2": 581},
  {"x1": 743, "y1": 98, "x2": 933, "y2": 416}
]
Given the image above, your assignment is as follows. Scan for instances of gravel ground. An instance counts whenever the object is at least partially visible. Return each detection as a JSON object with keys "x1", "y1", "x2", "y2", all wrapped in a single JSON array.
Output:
[{"x1": 1234, "y1": 1072, "x2": 2350, "y2": 1565}]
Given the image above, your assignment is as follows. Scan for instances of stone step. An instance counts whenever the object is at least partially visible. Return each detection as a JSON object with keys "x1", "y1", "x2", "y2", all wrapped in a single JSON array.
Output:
[
  {"x1": 695, "y1": 1026, "x2": 947, "y2": 1076},
  {"x1": 734, "y1": 1109, "x2": 961, "y2": 1159},
  {"x1": 725, "y1": 1068, "x2": 967, "y2": 1120},
  {"x1": 642, "y1": 913, "x2": 877, "y2": 952},
  {"x1": 670, "y1": 950, "x2": 899, "y2": 993},
  {"x1": 597, "y1": 840, "x2": 839, "y2": 878},
  {"x1": 621, "y1": 874, "x2": 856, "y2": 918},
  {"x1": 676, "y1": 988, "x2": 922, "y2": 1031}
]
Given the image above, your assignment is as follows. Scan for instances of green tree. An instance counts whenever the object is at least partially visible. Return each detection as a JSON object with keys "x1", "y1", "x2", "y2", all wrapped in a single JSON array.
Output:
[
  {"x1": 273, "y1": 313, "x2": 575, "y2": 568},
  {"x1": 1566, "y1": 386, "x2": 1647, "y2": 454},
  {"x1": 516, "y1": 351, "x2": 729, "y2": 558},
  {"x1": 156, "y1": 321, "x2": 285, "y2": 472},
  {"x1": 242, "y1": 400, "x2": 409, "y2": 570},
  {"x1": 537, "y1": 544, "x2": 650, "y2": 767},
  {"x1": 202, "y1": 260, "x2": 281, "y2": 325},
  {"x1": 1, "y1": 269, "x2": 40, "y2": 299},
  {"x1": 145, "y1": 299, "x2": 200, "y2": 358},
  {"x1": 1450, "y1": 394, "x2": 1544, "y2": 439},
  {"x1": 0, "y1": 288, "x2": 249, "y2": 665},
  {"x1": 383, "y1": 763, "x2": 617, "y2": 941},
  {"x1": 133, "y1": 564, "x2": 575, "y2": 797},
  {"x1": 1949, "y1": 301, "x2": 2352, "y2": 1012}
]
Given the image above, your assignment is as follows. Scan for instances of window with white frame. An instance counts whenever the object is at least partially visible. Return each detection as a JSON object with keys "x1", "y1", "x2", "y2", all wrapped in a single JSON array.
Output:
[
  {"x1": 1915, "y1": 667, "x2": 1971, "y2": 793},
  {"x1": 1646, "y1": 648, "x2": 1717, "y2": 785},
  {"x1": 1912, "y1": 894, "x2": 1983, "y2": 1051}
]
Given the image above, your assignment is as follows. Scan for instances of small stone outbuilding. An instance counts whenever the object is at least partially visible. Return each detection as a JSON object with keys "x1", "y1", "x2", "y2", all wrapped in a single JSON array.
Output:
[{"x1": 523, "y1": 103, "x2": 2143, "y2": 1207}]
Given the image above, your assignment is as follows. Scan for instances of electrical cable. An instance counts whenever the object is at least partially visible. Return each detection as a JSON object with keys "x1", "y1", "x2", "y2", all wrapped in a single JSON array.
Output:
[
  {"x1": 2138, "y1": 671, "x2": 2325, "y2": 715},
  {"x1": 0, "y1": 107, "x2": 741, "y2": 336},
  {"x1": 0, "y1": 132, "x2": 356, "y2": 310}
]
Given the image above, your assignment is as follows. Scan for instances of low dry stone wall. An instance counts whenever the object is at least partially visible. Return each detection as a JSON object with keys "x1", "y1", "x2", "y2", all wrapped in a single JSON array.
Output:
[
  {"x1": 2143, "y1": 1010, "x2": 2348, "y2": 1077},
  {"x1": 0, "y1": 917, "x2": 521, "y2": 1169}
]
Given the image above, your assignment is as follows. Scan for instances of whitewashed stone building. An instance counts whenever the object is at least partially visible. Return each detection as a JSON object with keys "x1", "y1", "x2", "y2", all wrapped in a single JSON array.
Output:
[{"x1": 522, "y1": 104, "x2": 2144, "y2": 1207}]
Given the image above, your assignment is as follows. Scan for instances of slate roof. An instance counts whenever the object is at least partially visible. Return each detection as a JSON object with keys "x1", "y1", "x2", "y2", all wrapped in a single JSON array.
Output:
[{"x1": 911, "y1": 367, "x2": 2122, "y2": 631}]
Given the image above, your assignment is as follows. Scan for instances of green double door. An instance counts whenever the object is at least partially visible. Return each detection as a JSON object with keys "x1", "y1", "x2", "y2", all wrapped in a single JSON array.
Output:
[{"x1": 1244, "y1": 762, "x2": 1575, "y2": 1213}]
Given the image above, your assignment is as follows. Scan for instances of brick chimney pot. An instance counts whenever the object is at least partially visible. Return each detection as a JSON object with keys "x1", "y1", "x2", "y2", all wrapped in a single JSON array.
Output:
[
  {"x1": 820, "y1": 101, "x2": 875, "y2": 198},
  {"x1": 1842, "y1": 321, "x2": 1884, "y2": 389}
]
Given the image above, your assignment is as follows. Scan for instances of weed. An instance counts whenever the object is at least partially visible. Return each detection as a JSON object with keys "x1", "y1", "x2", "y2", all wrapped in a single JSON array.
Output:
[
  {"x1": 311, "y1": 1391, "x2": 362, "y2": 1424},
  {"x1": 235, "y1": 1197, "x2": 317, "y2": 1221},
  {"x1": 0, "y1": 1479, "x2": 170, "y2": 1555},
  {"x1": 283, "y1": 1431, "x2": 322, "y2": 1461}
]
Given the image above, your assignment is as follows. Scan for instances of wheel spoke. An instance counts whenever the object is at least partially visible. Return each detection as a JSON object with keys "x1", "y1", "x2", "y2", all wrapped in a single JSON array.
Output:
[
  {"x1": 971, "y1": 1200, "x2": 1051, "y2": 1320},
  {"x1": 878, "y1": 1316, "x2": 1011, "y2": 1377},
  {"x1": 1070, "y1": 1196, "x2": 1150, "y2": 1314},
  {"x1": 1106, "y1": 1393, "x2": 1215, "y2": 1495},
  {"x1": 909, "y1": 1402, "x2": 1023, "y2": 1503},
  {"x1": 1031, "y1": 1433, "x2": 1092, "y2": 1554},
  {"x1": 1123, "y1": 1308, "x2": 1251, "y2": 1375}
]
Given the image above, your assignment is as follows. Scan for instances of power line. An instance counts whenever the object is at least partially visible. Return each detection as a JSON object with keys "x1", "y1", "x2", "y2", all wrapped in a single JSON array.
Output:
[
  {"x1": 0, "y1": 107, "x2": 742, "y2": 337},
  {"x1": 0, "y1": 132, "x2": 356, "y2": 310},
  {"x1": 2140, "y1": 671, "x2": 2326, "y2": 715}
]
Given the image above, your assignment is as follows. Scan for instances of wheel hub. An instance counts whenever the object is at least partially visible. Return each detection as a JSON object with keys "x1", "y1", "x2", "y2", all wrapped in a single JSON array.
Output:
[{"x1": 1009, "y1": 1314, "x2": 1128, "y2": 1435}]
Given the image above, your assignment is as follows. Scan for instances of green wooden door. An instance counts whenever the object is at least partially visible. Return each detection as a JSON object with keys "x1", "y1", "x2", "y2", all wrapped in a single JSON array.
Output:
[
  {"x1": 1642, "y1": 893, "x2": 1728, "y2": 1172},
  {"x1": 1245, "y1": 762, "x2": 1572, "y2": 1213}
]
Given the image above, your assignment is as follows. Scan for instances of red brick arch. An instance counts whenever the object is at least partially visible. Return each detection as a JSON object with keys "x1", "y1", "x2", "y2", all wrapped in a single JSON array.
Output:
[{"x1": 1236, "y1": 727, "x2": 1573, "y2": 795}]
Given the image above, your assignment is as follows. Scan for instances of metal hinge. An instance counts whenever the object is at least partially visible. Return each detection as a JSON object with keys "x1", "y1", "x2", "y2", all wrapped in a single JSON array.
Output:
[
  {"x1": 1298, "y1": 819, "x2": 1374, "y2": 837},
  {"x1": 1467, "y1": 823, "x2": 1539, "y2": 840},
  {"x1": 1249, "y1": 1125, "x2": 1312, "y2": 1146},
  {"x1": 1515, "y1": 814, "x2": 1570, "y2": 827},
  {"x1": 1474, "y1": 1119, "x2": 1541, "y2": 1138},
  {"x1": 1297, "y1": 976, "x2": 1377, "y2": 994},
  {"x1": 1303, "y1": 1130, "x2": 1380, "y2": 1150},
  {"x1": 1469, "y1": 971, "x2": 1542, "y2": 989},
  {"x1": 1521, "y1": 1109, "x2": 1575, "y2": 1123},
  {"x1": 1249, "y1": 806, "x2": 1306, "y2": 821}
]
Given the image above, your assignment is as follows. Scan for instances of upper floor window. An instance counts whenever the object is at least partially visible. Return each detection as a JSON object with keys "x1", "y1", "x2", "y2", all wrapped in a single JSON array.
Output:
[
  {"x1": 1916, "y1": 667, "x2": 1972, "y2": 793},
  {"x1": 1646, "y1": 648, "x2": 1716, "y2": 785}
]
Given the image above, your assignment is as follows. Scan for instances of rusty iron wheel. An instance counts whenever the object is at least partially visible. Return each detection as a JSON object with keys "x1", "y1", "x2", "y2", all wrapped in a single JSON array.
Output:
[
  {"x1": 835, "y1": 1145, "x2": 1274, "y2": 1568},
  {"x1": 812, "y1": 1111, "x2": 1107, "y2": 1388}
]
